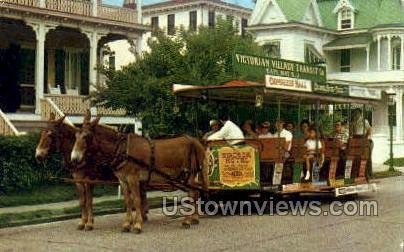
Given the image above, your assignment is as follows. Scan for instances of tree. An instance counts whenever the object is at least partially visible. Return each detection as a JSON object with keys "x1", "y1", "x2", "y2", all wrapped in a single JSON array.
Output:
[{"x1": 94, "y1": 18, "x2": 263, "y2": 137}]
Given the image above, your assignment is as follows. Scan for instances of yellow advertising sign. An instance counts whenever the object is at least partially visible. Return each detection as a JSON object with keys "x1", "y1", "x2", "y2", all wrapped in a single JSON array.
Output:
[{"x1": 218, "y1": 146, "x2": 256, "y2": 187}]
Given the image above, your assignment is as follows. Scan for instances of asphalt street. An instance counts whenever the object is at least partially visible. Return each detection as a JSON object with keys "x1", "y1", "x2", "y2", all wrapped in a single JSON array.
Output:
[{"x1": 0, "y1": 176, "x2": 403, "y2": 252}]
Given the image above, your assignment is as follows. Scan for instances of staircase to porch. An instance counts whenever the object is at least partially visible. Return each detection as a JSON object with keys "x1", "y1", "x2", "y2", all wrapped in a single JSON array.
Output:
[{"x1": 6, "y1": 114, "x2": 48, "y2": 134}]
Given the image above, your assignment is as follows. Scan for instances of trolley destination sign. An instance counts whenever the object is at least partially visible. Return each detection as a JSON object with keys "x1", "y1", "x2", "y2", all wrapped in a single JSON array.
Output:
[{"x1": 234, "y1": 53, "x2": 326, "y2": 82}]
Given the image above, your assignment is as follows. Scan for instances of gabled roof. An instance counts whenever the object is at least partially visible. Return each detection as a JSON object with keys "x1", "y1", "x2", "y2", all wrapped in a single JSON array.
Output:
[
  {"x1": 276, "y1": 0, "x2": 312, "y2": 22},
  {"x1": 319, "y1": 0, "x2": 404, "y2": 30},
  {"x1": 266, "y1": 0, "x2": 404, "y2": 30}
]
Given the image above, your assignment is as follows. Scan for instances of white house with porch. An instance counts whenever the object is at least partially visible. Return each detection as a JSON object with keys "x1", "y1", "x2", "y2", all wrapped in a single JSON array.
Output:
[
  {"x1": 0, "y1": 0, "x2": 148, "y2": 135},
  {"x1": 248, "y1": 0, "x2": 404, "y2": 169}
]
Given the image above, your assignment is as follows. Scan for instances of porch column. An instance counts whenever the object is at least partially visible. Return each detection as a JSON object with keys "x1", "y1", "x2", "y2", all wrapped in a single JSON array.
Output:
[
  {"x1": 47, "y1": 49, "x2": 55, "y2": 89},
  {"x1": 28, "y1": 23, "x2": 53, "y2": 114},
  {"x1": 387, "y1": 35, "x2": 392, "y2": 70},
  {"x1": 366, "y1": 45, "x2": 370, "y2": 71},
  {"x1": 137, "y1": 0, "x2": 142, "y2": 23},
  {"x1": 396, "y1": 88, "x2": 403, "y2": 141},
  {"x1": 91, "y1": 0, "x2": 98, "y2": 17},
  {"x1": 377, "y1": 35, "x2": 381, "y2": 71},
  {"x1": 84, "y1": 31, "x2": 101, "y2": 92},
  {"x1": 401, "y1": 35, "x2": 404, "y2": 70}
]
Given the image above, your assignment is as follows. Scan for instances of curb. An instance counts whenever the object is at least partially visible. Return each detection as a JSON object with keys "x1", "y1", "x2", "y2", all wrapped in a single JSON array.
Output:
[{"x1": 0, "y1": 197, "x2": 173, "y2": 229}]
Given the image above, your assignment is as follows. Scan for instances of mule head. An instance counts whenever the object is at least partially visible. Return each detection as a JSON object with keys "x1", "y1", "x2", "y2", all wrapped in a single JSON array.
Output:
[
  {"x1": 35, "y1": 115, "x2": 66, "y2": 161},
  {"x1": 71, "y1": 115, "x2": 101, "y2": 164}
]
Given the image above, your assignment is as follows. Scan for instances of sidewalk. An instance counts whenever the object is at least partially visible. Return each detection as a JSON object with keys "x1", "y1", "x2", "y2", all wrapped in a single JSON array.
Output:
[{"x1": 0, "y1": 190, "x2": 184, "y2": 215}]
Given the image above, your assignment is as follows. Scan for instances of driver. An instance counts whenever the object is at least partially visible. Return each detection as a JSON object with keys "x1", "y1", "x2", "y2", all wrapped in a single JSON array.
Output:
[{"x1": 208, "y1": 114, "x2": 244, "y2": 145}]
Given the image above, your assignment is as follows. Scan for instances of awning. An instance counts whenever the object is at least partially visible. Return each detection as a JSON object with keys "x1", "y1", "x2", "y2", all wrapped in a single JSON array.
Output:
[{"x1": 323, "y1": 35, "x2": 371, "y2": 51}]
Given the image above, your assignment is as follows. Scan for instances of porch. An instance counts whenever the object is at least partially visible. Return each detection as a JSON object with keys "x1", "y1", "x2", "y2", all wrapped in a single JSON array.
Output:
[{"x1": 0, "y1": 1, "x2": 148, "y2": 135}]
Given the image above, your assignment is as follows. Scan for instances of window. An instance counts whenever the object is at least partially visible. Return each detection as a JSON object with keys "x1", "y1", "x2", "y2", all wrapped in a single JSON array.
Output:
[
  {"x1": 189, "y1": 11, "x2": 197, "y2": 32},
  {"x1": 305, "y1": 43, "x2": 324, "y2": 65},
  {"x1": 340, "y1": 49, "x2": 351, "y2": 72},
  {"x1": 167, "y1": 14, "x2": 175, "y2": 35},
  {"x1": 241, "y1": 18, "x2": 248, "y2": 37},
  {"x1": 263, "y1": 41, "x2": 281, "y2": 58},
  {"x1": 392, "y1": 44, "x2": 401, "y2": 70},
  {"x1": 340, "y1": 9, "x2": 353, "y2": 30},
  {"x1": 208, "y1": 11, "x2": 215, "y2": 28},
  {"x1": 151, "y1": 16, "x2": 159, "y2": 32},
  {"x1": 109, "y1": 54, "x2": 116, "y2": 71}
]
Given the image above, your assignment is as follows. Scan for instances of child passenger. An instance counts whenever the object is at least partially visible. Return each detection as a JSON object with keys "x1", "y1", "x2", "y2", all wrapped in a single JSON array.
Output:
[{"x1": 303, "y1": 126, "x2": 324, "y2": 181}]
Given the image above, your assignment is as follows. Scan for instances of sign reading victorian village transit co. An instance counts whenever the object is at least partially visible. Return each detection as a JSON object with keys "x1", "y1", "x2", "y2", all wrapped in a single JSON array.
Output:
[{"x1": 234, "y1": 53, "x2": 326, "y2": 83}]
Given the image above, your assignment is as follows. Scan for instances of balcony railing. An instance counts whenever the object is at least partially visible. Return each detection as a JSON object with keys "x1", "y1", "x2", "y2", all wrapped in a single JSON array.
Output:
[
  {"x1": 1, "y1": 0, "x2": 138, "y2": 24},
  {"x1": 45, "y1": 0, "x2": 91, "y2": 16},
  {"x1": 45, "y1": 94, "x2": 127, "y2": 117},
  {"x1": 2, "y1": 0, "x2": 38, "y2": 6},
  {"x1": 99, "y1": 5, "x2": 137, "y2": 24}
]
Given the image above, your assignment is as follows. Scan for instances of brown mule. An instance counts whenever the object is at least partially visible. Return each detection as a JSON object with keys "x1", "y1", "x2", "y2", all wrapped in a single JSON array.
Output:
[
  {"x1": 35, "y1": 114, "x2": 116, "y2": 231},
  {"x1": 71, "y1": 118, "x2": 209, "y2": 233},
  {"x1": 71, "y1": 115, "x2": 149, "y2": 232}
]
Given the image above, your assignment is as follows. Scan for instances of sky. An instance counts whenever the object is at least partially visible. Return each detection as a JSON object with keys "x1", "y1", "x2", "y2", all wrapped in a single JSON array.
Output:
[{"x1": 103, "y1": 0, "x2": 255, "y2": 9}]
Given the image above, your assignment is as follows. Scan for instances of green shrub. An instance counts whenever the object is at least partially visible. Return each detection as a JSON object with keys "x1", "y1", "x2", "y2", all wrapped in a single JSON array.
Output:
[{"x1": 0, "y1": 133, "x2": 63, "y2": 194}]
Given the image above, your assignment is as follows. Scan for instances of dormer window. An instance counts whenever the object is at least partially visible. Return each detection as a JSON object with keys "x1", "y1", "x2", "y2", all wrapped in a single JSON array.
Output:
[
  {"x1": 340, "y1": 9, "x2": 353, "y2": 29},
  {"x1": 334, "y1": 0, "x2": 355, "y2": 30}
]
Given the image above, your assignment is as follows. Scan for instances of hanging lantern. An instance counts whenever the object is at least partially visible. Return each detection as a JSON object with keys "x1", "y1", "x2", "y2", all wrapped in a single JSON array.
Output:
[{"x1": 255, "y1": 93, "x2": 263, "y2": 108}]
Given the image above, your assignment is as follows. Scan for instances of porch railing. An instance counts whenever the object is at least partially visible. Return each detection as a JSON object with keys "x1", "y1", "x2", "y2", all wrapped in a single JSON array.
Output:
[
  {"x1": 1, "y1": 0, "x2": 139, "y2": 24},
  {"x1": 45, "y1": 94, "x2": 90, "y2": 115},
  {"x1": 99, "y1": 5, "x2": 137, "y2": 24},
  {"x1": 45, "y1": 94, "x2": 127, "y2": 117},
  {"x1": 0, "y1": 109, "x2": 21, "y2": 136},
  {"x1": 45, "y1": 0, "x2": 92, "y2": 16},
  {"x1": 40, "y1": 97, "x2": 75, "y2": 126}
]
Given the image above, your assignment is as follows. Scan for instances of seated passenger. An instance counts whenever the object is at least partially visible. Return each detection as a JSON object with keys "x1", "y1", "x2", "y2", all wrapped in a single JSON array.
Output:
[
  {"x1": 208, "y1": 115, "x2": 244, "y2": 145},
  {"x1": 274, "y1": 119, "x2": 293, "y2": 153},
  {"x1": 286, "y1": 122, "x2": 296, "y2": 136},
  {"x1": 303, "y1": 126, "x2": 324, "y2": 181},
  {"x1": 258, "y1": 121, "x2": 273, "y2": 138},
  {"x1": 203, "y1": 120, "x2": 220, "y2": 140},
  {"x1": 334, "y1": 121, "x2": 349, "y2": 150},
  {"x1": 299, "y1": 119, "x2": 311, "y2": 139},
  {"x1": 242, "y1": 120, "x2": 258, "y2": 139}
]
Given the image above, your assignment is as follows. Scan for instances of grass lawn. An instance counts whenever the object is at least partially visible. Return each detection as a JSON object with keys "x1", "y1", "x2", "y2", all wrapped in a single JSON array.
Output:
[
  {"x1": 0, "y1": 197, "x2": 168, "y2": 228},
  {"x1": 383, "y1": 157, "x2": 404, "y2": 167},
  {"x1": 372, "y1": 169, "x2": 403, "y2": 179},
  {"x1": 0, "y1": 183, "x2": 118, "y2": 208}
]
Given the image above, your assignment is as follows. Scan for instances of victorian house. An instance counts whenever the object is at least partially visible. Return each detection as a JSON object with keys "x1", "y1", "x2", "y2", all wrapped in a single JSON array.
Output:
[
  {"x1": 0, "y1": 0, "x2": 148, "y2": 135},
  {"x1": 248, "y1": 0, "x2": 404, "y2": 168},
  {"x1": 106, "y1": 0, "x2": 252, "y2": 70}
]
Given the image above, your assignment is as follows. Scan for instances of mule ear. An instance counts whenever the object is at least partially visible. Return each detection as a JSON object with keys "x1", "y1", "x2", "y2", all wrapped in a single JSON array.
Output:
[
  {"x1": 91, "y1": 116, "x2": 101, "y2": 126},
  {"x1": 83, "y1": 109, "x2": 91, "y2": 125},
  {"x1": 49, "y1": 112, "x2": 56, "y2": 121}
]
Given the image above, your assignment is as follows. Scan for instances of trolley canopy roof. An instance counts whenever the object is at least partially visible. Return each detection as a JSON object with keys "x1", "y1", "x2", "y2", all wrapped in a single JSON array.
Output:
[{"x1": 173, "y1": 80, "x2": 382, "y2": 106}]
